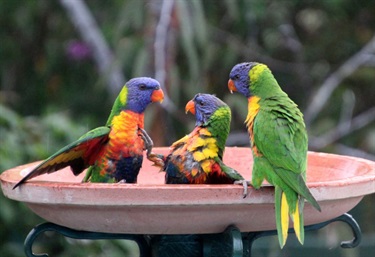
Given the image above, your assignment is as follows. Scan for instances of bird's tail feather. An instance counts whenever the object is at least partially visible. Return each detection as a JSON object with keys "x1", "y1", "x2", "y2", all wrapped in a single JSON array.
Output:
[
  {"x1": 275, "y1": 187, "x2": 288, "y2": 248},
  {"x1": 275, "y1": 187, "x2": 306, "y2": 248},
  {"x1": 291, "y1": 197, "x2": 305, "y2": 245}
]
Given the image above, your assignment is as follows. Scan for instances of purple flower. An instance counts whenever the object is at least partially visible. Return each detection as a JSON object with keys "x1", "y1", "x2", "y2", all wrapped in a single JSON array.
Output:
[{"x1": 66, "y1": 40, "x2": 92, "y2": 61}]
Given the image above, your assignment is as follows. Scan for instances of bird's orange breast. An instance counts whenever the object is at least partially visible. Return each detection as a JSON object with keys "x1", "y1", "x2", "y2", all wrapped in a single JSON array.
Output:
[{"x1": 106, "y1": 111, "x2": 145, "y2": 158}]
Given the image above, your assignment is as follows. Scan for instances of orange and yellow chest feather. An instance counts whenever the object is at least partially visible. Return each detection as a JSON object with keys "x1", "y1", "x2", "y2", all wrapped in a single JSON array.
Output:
[
  {"x1": 169, "y1": 126, "x2": 221, "y2": 183},
  {"x1": 107, "y1": 111, "x2": 145, "y2": 157}
]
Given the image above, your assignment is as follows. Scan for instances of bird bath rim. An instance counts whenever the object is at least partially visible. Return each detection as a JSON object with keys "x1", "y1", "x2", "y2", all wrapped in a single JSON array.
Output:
[{"x1": 1, "y1": 147, "x2": 374, "y2": 234}]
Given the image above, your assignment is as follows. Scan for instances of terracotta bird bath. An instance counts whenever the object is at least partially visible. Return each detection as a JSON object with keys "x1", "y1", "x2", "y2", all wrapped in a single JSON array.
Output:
[{"x1": 1, "y1": 147, "x2": 375, "y2": 256}]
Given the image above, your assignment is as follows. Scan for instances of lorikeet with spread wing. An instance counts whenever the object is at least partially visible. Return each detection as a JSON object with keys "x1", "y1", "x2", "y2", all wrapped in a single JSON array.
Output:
[
  {"x1": 228, "y1": 62, "x2": 321, "y2": 248},
  {"x1": 13, "y1": 77, "x2": 164, "y2": 188},
  {"x1": 148, "y1": 93, "x2": 247, "y2": 197}
]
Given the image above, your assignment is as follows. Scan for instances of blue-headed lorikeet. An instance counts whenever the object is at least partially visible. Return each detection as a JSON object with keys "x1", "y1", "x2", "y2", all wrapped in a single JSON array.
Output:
[
  {"x1": 13, "y1": 77, "x2": 164, "y2": 188},
  {"x1": 148, "y1": 93, "x2": 247, "y2": 197},
  {"x1": 228, "y1": 62, "x2": 321, "y2": 248}
]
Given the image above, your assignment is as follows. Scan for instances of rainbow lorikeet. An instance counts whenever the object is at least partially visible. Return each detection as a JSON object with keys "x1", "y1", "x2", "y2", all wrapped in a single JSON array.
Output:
[
  {"x1": 13, "y1": 77, "x2": 164, "y2": 188},
  {"x1": 228, "y1": 62, "x2": 321, "y2": 248},
  {"x1": 148, "y1": 93, "x2": 247, "y2": 197}
]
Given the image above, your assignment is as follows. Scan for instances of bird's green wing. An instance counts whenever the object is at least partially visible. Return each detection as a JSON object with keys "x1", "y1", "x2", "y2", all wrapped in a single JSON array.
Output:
[
  {"x1": 254, "y1": 101, "x2": 307, "y2": 175},
  {"x1": 254, "y1": 103, "x2": 320, "y2": 211},
  {"x1": 13, "y1": 126, "x2": 110, "y2": 189},
  {"x1": 273, "y1": 166, "x2": 320, "y2": 211},
  {"x1": 214, "y1": 157, "x2": 245, "y2": 181}
]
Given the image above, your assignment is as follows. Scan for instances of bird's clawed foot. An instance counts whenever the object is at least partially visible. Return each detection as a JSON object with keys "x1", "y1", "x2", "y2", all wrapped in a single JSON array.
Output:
[
  {"x1": 138, "y1": 128, "x2": 154, "y2": 157},
  {"x1": 147, "y1": 153, "x2": 165, "y2": 169},
  {"x1": 234, "y1": 180, "x2": 251, "y2": 198}
]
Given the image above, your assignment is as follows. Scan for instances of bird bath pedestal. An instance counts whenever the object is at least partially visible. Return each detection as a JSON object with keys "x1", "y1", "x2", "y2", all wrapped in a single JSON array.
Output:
[{"x1": 1, "y1": 147, "x2": 375, "y2": 257}]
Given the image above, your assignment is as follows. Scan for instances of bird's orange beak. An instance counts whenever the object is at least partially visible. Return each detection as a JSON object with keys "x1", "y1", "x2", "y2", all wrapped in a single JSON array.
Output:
[
  {"x1": 185, "y1": 100, "x2": 195, "y2": 115},
  {"x1": 151, "y1": 88, "x2": 164, "y2": 103},
  {"x1": 228, "y1": 79, "x2": 237, "y2": 94}
]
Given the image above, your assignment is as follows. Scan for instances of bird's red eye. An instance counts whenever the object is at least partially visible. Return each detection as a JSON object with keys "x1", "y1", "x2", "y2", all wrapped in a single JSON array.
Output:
[{"x1": 139, "y1": 84, "x2": 147, "y2": 90}]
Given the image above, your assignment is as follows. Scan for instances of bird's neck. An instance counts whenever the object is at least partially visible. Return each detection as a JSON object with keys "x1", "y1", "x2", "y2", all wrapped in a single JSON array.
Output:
[
  {"x1": 205, "y1": 108, "x2": 231, "y2": 157},
  {"x1": 251, "y1": 70, "x2": 285, "y2": 99}
]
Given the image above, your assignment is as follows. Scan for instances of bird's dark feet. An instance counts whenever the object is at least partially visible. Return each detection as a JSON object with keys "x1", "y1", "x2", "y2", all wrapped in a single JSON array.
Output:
[
  {"x1": 138, "y1": 128, "x2": 165, "y2": 169},
  {"x1": 234, "y1": 180, "x2": 251, "y2": 198},
  {"x1": 147, "y1": 152, "x2": 165, "y2": 168},
  {"x1": 138, "y1": 128, "x2": 154, "y2": 157}
]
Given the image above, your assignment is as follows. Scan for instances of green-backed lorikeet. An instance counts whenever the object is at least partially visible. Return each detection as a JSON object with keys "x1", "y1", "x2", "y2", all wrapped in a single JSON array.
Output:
[
  {"x1": 148, "y1": 93, "x2": 247, "y2": 197},
  {"x1": 13, "y1": 77, "x2": 164, "y2": 188},
  {"x1": 228, "y1": 62, "x2": 321, "y2": 248}
]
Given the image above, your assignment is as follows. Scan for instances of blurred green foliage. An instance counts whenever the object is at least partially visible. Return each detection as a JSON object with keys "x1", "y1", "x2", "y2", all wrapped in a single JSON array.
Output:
[{"x1": 1, "y1": 0, "x2": 374, "y2": 256}]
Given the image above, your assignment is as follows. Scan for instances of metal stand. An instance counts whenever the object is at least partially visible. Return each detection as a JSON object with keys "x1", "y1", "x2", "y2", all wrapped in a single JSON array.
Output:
[
  {"x1": 242, "y1": 212, "x2": 361, "y2": 254},
  {"x1": 24, "y1": 223, "x2": 151, "y2": 257},
  {"x1": 24, "y1": 213, "x2": 361, "y2": 257}
]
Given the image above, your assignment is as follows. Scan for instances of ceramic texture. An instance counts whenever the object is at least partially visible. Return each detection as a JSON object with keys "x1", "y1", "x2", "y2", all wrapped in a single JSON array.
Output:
[{"x1": 1, "y1": 147, "x2": 374, "y2": 234}]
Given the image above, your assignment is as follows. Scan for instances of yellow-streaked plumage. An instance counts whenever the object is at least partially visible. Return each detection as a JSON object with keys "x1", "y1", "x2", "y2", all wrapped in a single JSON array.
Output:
[
  {"x1": 147, "y1": 94, "x2": 245, "y2": 189},
  {"x1": 245, "y1": 96, "x2": 261, "y2": 126},
  {"x1": 118, "y1": 86, "x2": 128, "y2": 105},
  {"x1": 39, "y1": 150, "x2": 84, "y2": 168},
  {"x1": 198, "y1": 128, "x2": 211, "y2": 136},
  {"x1": 188, "y1": 128, "x2": 219, "y2": 162},
  {"x1": 281, "y1": 192, "x2": 289, "y2": 247},
  {"x1": 228, "y1": 62, "x2": 321, "y2": 249},
  {"x1": 187, "y1": 137, "x2": 206, "y2": 152},
  {"x1": 13, "y1": 77, "x2": 164, "y2": 188},
  {"x1": 193, "y1": 151, "x2": 206, "y2": 162},
  {"x1": 245, "y1": 96, "x2": 262, "y2": 157},
  {"x1": 248, "y1": 63, "x2": 267, "y2": 84},
  {"x1": 202, "y1": 147, "x2": 218, "y2": 159},
  {"x1": 201, "y1": 160, "x2": 213, "y2": 174},
  {"x1": 171, "y1": 135, "x2": 189, "y2": 148},
  {"x1": 292, "y1": 200, "x2": 302, "y2": 244},
  {"x1": 191, "y1": 168, "x2": 199, "y2": 177}
]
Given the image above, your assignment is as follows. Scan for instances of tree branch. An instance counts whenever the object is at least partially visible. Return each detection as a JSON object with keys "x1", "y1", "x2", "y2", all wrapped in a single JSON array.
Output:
[
  {"x1": 304, "y1": 34, "x2": 375, "y2": 125},
  {"x1": 209, "y1": 26, "x2": 303, "y2": 73},
  {"x1": 154, "y1": 0, "x2": 177, "y2": 113},
  {"x1": 309, "y1": 107, "x2": 375, "y2": 149},
  {"x1": 59, "y1": 0, "x2": 125, "y2": 97}
]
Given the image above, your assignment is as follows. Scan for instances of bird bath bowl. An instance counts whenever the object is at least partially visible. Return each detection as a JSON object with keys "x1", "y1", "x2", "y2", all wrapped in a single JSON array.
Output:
[{"x1": 1, "y1": 147, "x2": 374, "y2": 235}]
